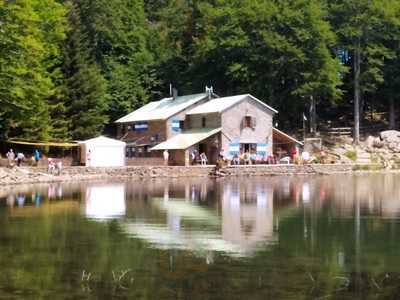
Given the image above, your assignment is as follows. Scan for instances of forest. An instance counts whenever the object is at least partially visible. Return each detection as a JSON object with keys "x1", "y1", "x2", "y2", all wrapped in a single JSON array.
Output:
[{"x1": 1, "y1": 0, "x2": 400, "y2": 143}]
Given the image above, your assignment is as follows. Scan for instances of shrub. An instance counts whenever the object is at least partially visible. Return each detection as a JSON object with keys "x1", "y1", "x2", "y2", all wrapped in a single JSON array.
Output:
[{"x1": 344, "y1": 150, "x2": 357, "y2": 161}]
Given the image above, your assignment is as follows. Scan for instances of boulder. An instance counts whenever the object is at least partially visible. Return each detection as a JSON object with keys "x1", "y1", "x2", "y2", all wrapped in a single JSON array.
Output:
[
  {"x1": 365, "y1": 136, "x2": 375, "y2": 149},
  {"x1": 373, "y1": 138, "x2": 384, "y2": 148},
  {"x1": 380, "y1": 130, "x2": 400, "y2": 143}
]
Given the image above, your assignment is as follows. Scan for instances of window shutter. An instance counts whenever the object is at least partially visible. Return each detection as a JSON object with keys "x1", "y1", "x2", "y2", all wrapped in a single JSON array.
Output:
[{"x1": 252, "y1": 117, "x2": 257, "y2": 128}]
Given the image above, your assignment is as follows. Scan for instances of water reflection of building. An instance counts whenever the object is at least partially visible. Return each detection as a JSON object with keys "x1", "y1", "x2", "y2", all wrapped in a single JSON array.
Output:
[
  {"x1": 221, "y1": 181, "x2": 275, "y2": 253},
  {"x1": 121, "y1": 179, "x2": 276, "y2": 258},
  {"x1": 84, "y1": 184, "x2": 126, "y2": 220}
]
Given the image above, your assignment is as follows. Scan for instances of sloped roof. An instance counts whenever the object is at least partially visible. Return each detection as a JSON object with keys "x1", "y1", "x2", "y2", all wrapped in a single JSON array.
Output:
[
  {"x1": 151, "y1": 128, "x2": 221, "y2": 150},
  {"x1": 79, "y1": 136, "x2": 126, "y2": 146},
  {"x1": 187, "y1": 94, "x2": 278, "y2": 115},
  {"x1": 115, "y1": 93, "x2": 209, "y2": 123},
  {"x1": 273, "y1": 128, "x2": 303, "y2": 146}
]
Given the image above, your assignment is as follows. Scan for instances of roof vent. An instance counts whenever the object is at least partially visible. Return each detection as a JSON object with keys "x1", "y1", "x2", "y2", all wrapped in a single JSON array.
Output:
[
  {"x1": 205, "y1": 86, "x2": 213, "y2": 99},
  {"x1": 172, "y1": 88, "x2": 178, "y2": 99}
]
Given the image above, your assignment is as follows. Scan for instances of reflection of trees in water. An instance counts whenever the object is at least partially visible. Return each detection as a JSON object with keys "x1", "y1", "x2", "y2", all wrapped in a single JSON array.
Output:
[{"x1": 2, "y1": 175, "x2": 400, "y2": 298}]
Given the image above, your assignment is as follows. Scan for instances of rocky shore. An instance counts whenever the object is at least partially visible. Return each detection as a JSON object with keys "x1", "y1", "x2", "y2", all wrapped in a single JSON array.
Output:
[
  {"x1": 0, "y1": 163, "x2": 393, "y2": 186},
  {"x1": 0, "y1": 166, "x2": 215, "y2": 185}
]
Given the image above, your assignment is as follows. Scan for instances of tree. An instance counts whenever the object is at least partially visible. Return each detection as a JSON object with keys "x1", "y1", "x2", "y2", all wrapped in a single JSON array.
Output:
[
  {"x1": 72, "y1": 0, "x2": 160, "y2": 123},
  {"x1": 0, "y1": 0, "x2": 67, "y2": 140},
  {"x1": 185, "y1": 0, "x2": 343, "y2": 129},
  {"x1": 328, "y1": 0, "x2": 400, "y2": 143},
  {"x1": 63, "y1": 2, "x2": 108, "y2": 140}
]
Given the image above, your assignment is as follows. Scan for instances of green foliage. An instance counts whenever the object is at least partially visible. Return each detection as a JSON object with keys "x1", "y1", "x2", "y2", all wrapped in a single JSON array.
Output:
[
  {"x1": 1, "y1": 0, "x2": 400, "y2": 141},
  {"x1": 352, "y1": 163, "x2": 383, "y2": 171},
  {"x1": 344, "y1": 150, "x2": 357, "y2": 161},
  {"x1": 62, "y1": 2, "x2": 108, "y2": 140},
  {"x1": 150, "y1": 0, "x2": 344, "y2": 127},
  {"x1": 74, "y1": 0, "x2": 160, "y2": 122},
  {"x1": 0, "y1": 0, "x2": 67, "y2": 140}
]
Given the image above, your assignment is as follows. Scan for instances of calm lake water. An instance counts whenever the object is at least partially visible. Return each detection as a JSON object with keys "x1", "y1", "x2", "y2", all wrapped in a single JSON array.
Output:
[{"x1": 1, "y1": 174, "x2": 400, "y2": 299}]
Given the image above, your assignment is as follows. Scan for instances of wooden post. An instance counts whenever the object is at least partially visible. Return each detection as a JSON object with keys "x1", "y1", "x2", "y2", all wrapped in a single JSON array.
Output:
[{"x1": 353, "y1": 42, "x2": 361, "y2": 144}]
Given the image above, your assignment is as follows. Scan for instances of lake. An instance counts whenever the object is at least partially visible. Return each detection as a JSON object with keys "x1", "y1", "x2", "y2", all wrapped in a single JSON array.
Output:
[{"x1": 0, "y1": 174, "x2": 400, "y2": 299}]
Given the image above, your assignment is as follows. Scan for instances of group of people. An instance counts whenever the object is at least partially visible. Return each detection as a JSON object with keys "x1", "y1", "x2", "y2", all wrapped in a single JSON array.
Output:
[
  {"x1": 5, "y1": 148, "x2": 63, "y2": 174},
  {"x1": 288, "y1": 148, "x2": 328, "y2": 164},
  {"x1": 6, "y1": 149, "x2": 41, "y2": 167}
]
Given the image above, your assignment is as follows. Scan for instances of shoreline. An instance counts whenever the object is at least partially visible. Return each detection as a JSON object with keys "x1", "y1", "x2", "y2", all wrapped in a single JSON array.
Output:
[{"x1": 0, "y1": 163, "x2": 397, "y2": 186}]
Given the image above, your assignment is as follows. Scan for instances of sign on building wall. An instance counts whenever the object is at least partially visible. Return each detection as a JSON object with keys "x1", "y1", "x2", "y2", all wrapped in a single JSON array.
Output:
[
  {"x1": 256, "y1": 143, "x2": 268, "y2": 155},
  {"x1": 229, "y1": 143, "x2": 240, "y2": 155},
  {"x1": 134, "y1": 122, "x2": 148, "y2": 131}
]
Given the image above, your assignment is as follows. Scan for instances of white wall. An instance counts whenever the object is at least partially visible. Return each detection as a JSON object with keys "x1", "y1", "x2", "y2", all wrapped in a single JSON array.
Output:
[{"x1": 82, "y1": 145, "x2": 126, "y2": 167}]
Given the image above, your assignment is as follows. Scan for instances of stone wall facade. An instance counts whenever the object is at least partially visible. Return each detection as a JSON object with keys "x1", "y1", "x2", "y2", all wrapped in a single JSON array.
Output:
[
  {"x1": 126, "y1": 157, "x2": 164, "y2": 166},
  {"x1": 187, "y1": 112, "x2": 221, "y2": 129},
  {"x1": 221, "y1": 97, "x2": 274, "y2": 155},
  {"x1": 0, "y1": 164, "x2": 385, "y2": 186},
  {"x1": 222, "y1": 164, "x2": 355, "y2": 176}
]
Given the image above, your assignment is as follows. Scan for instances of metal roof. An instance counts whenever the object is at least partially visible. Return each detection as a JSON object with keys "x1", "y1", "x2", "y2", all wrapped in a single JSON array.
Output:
[
  {"x1": 79, "y1": 136, "x2": 126, "y2": 146},
  {"x1": 273, "y1": 128, "x2": 303, "y2": 146},
  {"x1": 187, "y1": 94, "x2": 278, "y2": 115},
  {"x1": 115, "y1": 93, "x2": 209, "y2": 123},
  {"x1": 151, "y1": 128, "x2": 221, "y2": 150}
]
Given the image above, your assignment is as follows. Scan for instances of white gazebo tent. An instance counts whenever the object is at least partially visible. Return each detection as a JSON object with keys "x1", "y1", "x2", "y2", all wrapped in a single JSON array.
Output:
[{"x1": 79, "y1": 136, "x2": 126, "y2": 167}]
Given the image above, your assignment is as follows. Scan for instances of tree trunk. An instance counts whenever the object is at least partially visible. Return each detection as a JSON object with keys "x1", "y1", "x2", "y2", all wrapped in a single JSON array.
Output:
[
  {"x1": 309, "y1": 95, "x2": 317, "y2": 136},
  {"x1": 353, "y1": 44, "x2": 361, "y2": 144},
  {"x1": 389, "y1": 97, "x2": 396, "y2": 129}
]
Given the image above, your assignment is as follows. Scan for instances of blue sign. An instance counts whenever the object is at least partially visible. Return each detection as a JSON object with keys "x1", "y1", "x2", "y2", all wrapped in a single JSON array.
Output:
[
  {"x1": 134, "y1": 122, "x2": 148, "y2": 131},
  {"x1": 229, "y1": 143, "x2": 240, "y2": 155},
  {"x1": 256, "y1": 143, "x2": 268, "y2": 155}
]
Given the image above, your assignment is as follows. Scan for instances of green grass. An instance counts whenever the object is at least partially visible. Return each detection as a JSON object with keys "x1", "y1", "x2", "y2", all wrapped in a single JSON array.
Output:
[
  {"x1": 344, "y1": 150, "x2": 357, "y2": 161},
  {"x1": 352, "y1": 164, "x2": 383, "y2": 171}
]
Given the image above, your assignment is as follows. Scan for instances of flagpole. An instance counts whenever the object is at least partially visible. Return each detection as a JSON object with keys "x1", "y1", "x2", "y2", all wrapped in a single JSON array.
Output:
[{"x1": 303, "y1": 113, "x2": 306, "y2": 143}]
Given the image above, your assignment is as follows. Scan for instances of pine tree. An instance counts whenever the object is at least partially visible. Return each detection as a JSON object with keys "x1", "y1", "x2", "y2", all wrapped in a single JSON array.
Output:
[
  {"x1": 63, "y1": 3, "x2": 108, "y2": 140},
  {"x1": 72, "y1": 0, "x2": 160, "y2": 123}
]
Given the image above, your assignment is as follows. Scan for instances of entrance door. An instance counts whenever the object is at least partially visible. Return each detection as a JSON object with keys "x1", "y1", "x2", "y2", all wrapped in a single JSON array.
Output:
[
  {"x1": 242, "y1": 143, "x2": 256, "y2": 153},
  {"x1": 198, "y1": 143, "x2": 207, "y2": 154}
]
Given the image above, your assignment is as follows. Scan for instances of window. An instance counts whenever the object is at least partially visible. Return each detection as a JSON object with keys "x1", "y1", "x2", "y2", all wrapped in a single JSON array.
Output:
[
  {"x1": 202, "y1": 117, "x2": 206, "y2": 128},
  {"x1": 245, "y1": 116, "x2": 252, "y2": 128},
  {"x1": 172, "y1": 119, "x2": 184, "y2": 132},
  {"x1": 244, "y1": 116, "x2": 256, "y2": 128}
]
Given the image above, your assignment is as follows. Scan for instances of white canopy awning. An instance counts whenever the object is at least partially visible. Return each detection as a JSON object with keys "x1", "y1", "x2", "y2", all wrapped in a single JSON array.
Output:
[{"x1": 151, "y1": 128, "x2": 221, "y2": 151}]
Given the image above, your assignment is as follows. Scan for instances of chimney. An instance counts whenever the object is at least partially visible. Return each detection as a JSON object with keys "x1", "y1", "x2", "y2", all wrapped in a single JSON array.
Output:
[
  {"x1": 172, "y1": 88, "x2": 178, "y2": 99},
  {"x1": 205, "y1": 86, "x2": 213, "y2": 100}
]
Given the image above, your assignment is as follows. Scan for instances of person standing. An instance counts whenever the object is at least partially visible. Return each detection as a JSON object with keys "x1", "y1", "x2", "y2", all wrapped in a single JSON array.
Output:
[
  {"x1": 86, "y1": 149, "x2": 92, "y2": 167},
  {"x1": 163, "y1": 149, "x2": 169, "y2": 166},
  {"x1": 190, "y1": 150, "x2": 197, "y2": 165},
  {"x1": 34, "y1": 149, "x2": 40, "y2": 166},
  {"x1": 200, "y1": 152, "x2": 207, "y2": 165},
  {"x1": 6, "y1": 149, "x2": 15, "y2": 167}
]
